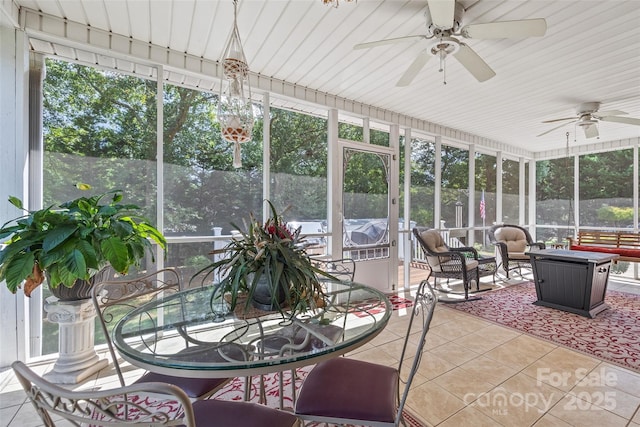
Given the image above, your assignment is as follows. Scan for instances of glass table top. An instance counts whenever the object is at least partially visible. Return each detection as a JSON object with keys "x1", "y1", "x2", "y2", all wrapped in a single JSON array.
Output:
[{"x1": 113, "y1": 280, "x2": 391, "y2": 378}]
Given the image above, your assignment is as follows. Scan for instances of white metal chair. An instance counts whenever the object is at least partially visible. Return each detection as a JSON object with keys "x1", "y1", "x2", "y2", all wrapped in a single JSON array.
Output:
[
  {"x1": 312, "y1": 257, "x2": 356, "y2": 282},
  {"x1": 12, "y1": 360, "x2": 298, "y2": 427},
  {"x1": 261, "y1": 258, "x2": 356, "y2": 409},
  {"x1": 294, "y1": 280, "x2": 437, "y2": 427},
  {"x1": 91, "y1": 268, "x2": 232, "y2": 400}
]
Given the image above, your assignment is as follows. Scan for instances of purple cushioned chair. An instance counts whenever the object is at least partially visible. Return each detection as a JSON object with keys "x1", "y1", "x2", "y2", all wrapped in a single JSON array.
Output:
[
  {"x1": 12, "y1": 360, "x2": 298, "y2": 427},
  {"x1": 91, "y1": 268, "x2": 240, "y2": 400},
  {"x1": 294, "y1": 280, "x2": 437, "y2": 427}
]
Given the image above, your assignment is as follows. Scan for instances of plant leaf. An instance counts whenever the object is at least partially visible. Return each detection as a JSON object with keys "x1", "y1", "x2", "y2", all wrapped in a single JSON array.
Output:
[
  {"x1": 0, "y1": 237, "x2": 35, "y2": 266},
  {"x1": 75, "y1": 182, "x2": 92, "y2": 191},
  {"x1": 101, "y1": 237, "x2": 128, "y2": 273},
  {"x1": 4, "y1": 252, "x2": 35, "y2": 293},
  {"x1": 111, "y1": 219, "x2": 133, "y2": 237},
  {"x1": 42, "y1": 225, "x2": 78, "y2": 251},
  {"x1": 39, "y1": 249, "x2": 65, "y2": 270},
  {"x1": 8, "y1": 196, "x2": 24, "y2": 210},
  {"x1": 64, "y1": 249, "x2": 87, "y2": 280},
  {"x1": 76, "y1": 239, "x2": 98, "y2": 269}
]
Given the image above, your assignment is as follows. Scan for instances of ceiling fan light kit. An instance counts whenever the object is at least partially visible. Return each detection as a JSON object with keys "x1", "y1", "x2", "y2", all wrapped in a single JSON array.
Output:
[{"x1": 353, "y1": 0, "x2": 547, "y2": 86}]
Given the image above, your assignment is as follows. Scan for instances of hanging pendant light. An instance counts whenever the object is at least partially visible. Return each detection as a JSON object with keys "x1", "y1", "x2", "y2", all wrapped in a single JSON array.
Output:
[{"x1": 218, "y1": 0, "x2": 253, "y2": 168}]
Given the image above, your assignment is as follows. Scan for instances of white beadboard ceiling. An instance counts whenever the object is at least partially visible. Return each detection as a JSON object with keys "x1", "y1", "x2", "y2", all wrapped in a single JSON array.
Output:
[{"x1": 10, "y1": 0, "x2": 640, "y2": 154}]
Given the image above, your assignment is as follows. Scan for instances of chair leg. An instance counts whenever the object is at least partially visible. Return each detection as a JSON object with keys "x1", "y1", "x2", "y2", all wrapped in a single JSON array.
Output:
[
  {"x1": 495, "y1": 261, "x2": 507, "y2": 279},
  {"x1": 259, "y1": 375, "x2": 266, "y2": 404},
  {"x1": 291, "y1": 369, "x2": 297, "y2": 407},
  {"x1": 244, "y1": 376, "x2": 251, "y2": 401},
  {"x1": 465, "y1": 269, "x2": 482, "y2": 301},
  {"x1": 278, "y1": 371, "x2": 284, "y2": 409},
  {"x1": 277, "y1": 368, "x2": 299, "y2": 410}
]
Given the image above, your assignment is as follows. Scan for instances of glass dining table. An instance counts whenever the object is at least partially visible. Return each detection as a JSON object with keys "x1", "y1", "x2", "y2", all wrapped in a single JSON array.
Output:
[{"x1": 112, "y1": 279, "x2": 391, "y2": 406}]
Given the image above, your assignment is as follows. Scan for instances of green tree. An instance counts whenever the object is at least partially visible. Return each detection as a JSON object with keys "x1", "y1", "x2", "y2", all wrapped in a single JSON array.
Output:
[
  {"x1": 43, "y1": 59, "x2": 158, "y2": 216},
  {"x1": 408, "y1": 138, "x2": 435, "y2": 227},
  {"x1": 579, "y1": 150, "x2": 633, "y2": 198},
  {"x1": 596, "y1": 206, "x2": 634, "y2": 227}
]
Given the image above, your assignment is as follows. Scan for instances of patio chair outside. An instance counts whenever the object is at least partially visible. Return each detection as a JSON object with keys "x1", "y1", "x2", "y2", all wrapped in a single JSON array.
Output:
[
  {"x1": 293, "y1": 280, "x2": 437, "y2": 427},
  {"x1": 12, "y1": 360, "x2": 298, "y2": 427},
  {"x1": 412, "y1": 227, "x2": 481, "y2": 301},
  {"x1": 489, "y1": 224, "x2": 546, "y2": 278},
  {"x1": 91, "y1": 268, "x2": 231, "y2": 400}
]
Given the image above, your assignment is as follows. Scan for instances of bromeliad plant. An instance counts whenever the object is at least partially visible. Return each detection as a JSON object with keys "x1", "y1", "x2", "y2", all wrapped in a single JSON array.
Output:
[
  {"x1": 0, "y1": 185, "x2": 166, "y2": 296},
  {"x1": 192, "y1": 200, "x2": 332, "y2": 318}
]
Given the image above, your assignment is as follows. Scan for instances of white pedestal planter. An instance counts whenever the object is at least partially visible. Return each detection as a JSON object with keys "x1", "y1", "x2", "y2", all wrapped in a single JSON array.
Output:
[{"x1": 43, "y1": 297, "x2": 108, "y2": 384}]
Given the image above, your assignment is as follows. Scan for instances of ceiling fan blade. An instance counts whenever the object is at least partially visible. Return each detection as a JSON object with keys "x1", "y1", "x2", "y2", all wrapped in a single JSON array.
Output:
[
  {"x1": 354, "y1": 35, "x2": 426, "y2": 50},
  {"x1": 462, "y1": 18, "x2": 547, "y2": 39},
  {"x1": 427, "y1": 0, "x2": 455, "y2": 29},
  {"x1": 594, "y1": 110, "x2": 627, "y2": 118},
  {"x1": 453, "y1": 44, "x2": 496, "y2": 82},
  {"x1": 599, "y1": 116, "x2": 640, "y2": 126},
  {"x1": 584, "y1": 124, "x2": 599, "y2": 139},
  {"x1": 537, "y1": 120, "x2": 577, "y2": 137},
  {"x1": 542, "y1": 117, "x2": 578, "y2": 124},
  {"x1": 396, "y1": 52, "x2": 432, "y2": 87}
]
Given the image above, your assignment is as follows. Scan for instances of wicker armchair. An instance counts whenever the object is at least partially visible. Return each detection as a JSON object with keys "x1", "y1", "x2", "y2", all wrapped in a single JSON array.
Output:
[
  {"x1": 488, "y1": 224, "x2": 546, "y2": 278},
  {"x1": 413, "y1": 227, "x2": 481, "y2": 301}
]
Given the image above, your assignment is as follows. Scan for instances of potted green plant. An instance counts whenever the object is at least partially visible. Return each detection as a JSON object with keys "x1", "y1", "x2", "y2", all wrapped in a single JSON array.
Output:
[
  {"x1": 192, "y1": 201, "x2": 333, "y2": 319},
  {"x1": 0, "y1": 184, "x2": 166, "y2": 300}
]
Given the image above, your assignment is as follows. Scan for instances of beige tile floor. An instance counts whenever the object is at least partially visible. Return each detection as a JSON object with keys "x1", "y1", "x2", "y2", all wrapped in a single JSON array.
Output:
[{"x1": 1, "y1": 274, "x2": 639, "y2": 427}]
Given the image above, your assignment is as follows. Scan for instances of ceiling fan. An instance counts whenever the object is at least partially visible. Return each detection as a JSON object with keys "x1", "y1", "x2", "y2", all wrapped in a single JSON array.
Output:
[
  {"x1": 537, "y1": 102, "x2": 640, "y2": 139},
  {"x1": 353, "y1": 0, "x2": 547, "y2": 86}
]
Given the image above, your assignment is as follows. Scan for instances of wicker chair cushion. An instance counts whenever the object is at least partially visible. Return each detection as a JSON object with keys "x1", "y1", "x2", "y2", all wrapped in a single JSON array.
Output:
[
  {"x1": 494, "y1": 227, "x2": 528, "y2": 253},
  {"x1": 418, "y1": 229, "x2": 451, "y2": 268}
]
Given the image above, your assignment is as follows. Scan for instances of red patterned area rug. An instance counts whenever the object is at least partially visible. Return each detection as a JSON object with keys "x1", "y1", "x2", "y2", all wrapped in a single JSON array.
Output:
[
  {"x1": 349, "y1": 294, "x2": 414, "y2": 318},
  {"x1": 446, "y1": 281, "x2": 640, "y2": 373},
  {"x1": 389, "y1": 294, "x2": 414, "y2": 310},
  {"x1": 211, "y1": 365, "x2": 426, "y2": 426}
]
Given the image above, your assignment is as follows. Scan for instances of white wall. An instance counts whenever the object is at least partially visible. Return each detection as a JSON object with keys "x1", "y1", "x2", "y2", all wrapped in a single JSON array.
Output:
[{"x1": 0, "y1": 21, "x2": 30, "y2": 368}]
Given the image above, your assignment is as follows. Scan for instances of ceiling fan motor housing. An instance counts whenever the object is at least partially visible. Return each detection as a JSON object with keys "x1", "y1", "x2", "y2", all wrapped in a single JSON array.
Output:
[
  {"x1": 576, "y1": 102, "x2": 600, "y2": 126},
  {"x1": 424, "y1": 1, "x2": 464, "y2": 34},
  {"x1": 576, "y1": 102, "x2": 600, "y2": 115}
]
